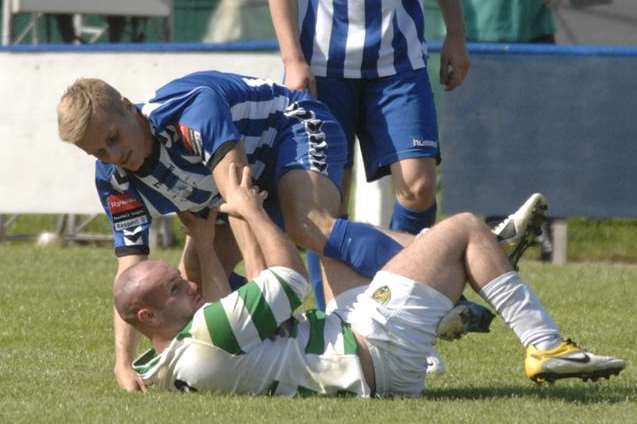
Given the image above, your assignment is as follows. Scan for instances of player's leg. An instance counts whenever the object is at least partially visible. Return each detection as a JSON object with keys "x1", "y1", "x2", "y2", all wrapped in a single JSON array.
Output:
[
  {"x1": 305, "y1": 76, "x2": 360, "y2": 310},
  {"x1": 276, "y1": 97, "x2": 405, "y2": 278},
  {"x1": 384, "y1": 212, "x2": 625, "y2": 383},
  {"x1": 380, "y1": 213, "x2": 507, "y2": 302},
  {"x1": 358, "y1": 68, "x2": 439, "y2": 234},
  {"x1": 389, "y1": 157, "x2": 438, "y2": 232},
  {"x1": 436, "y1": 192, "x2": 548, "y2": 340},
  {"x1": 277, "y1": 168, "x2": 402, "y2": 299}
]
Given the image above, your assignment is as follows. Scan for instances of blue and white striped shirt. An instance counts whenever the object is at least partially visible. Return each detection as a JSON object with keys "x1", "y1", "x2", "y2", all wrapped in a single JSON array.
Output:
[
  {"x1": 95, "y1": 71, "x2": 307, "y2": 256},
  {"x1": 298, "y1": 0, "x2": 429, "y2": 79}
]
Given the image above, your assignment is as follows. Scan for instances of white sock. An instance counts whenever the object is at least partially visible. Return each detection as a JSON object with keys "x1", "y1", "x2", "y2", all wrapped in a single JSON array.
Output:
[{"x1": 479, "y1": 271, "x2": 562, "y2": 350}]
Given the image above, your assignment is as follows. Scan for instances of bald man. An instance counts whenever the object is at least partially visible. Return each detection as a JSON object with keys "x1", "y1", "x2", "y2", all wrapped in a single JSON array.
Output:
[{"x1": 115, "y1": 164, "x2": 625, "y2": 396}]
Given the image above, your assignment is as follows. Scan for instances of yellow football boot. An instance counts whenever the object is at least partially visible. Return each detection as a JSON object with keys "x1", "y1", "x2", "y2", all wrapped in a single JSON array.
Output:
[{"x1": 525, "y1": 339, "x2": 626, "y2": 384}]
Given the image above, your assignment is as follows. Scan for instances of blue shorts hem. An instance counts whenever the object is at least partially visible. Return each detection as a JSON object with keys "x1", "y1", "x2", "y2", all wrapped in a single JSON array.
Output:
[{"x1": 366, "y1": 149, "x2": 441, "y2": 182}]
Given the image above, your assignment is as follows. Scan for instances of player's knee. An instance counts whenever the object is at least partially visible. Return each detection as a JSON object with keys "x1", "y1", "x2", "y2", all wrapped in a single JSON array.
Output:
[
  {"x1": 284, "y1": 211, "x2": 336, "y2": 252},
  {"x1": 395, "y1": 176, "x2": 437, "y2": 210},
  {"x1": 451, "y1": 212, "x2": 486, "y2": 233}
]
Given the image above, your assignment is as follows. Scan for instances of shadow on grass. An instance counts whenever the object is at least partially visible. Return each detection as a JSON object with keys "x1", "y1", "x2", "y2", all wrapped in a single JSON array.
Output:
[{"x1": 423, "y1": 385, "x2": 636, "y2": 404}]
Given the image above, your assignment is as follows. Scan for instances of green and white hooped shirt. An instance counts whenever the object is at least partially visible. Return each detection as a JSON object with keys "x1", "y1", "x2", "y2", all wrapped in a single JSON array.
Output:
[{"x1": 133, "y1": 266, "x2": 370, "y2": 397}]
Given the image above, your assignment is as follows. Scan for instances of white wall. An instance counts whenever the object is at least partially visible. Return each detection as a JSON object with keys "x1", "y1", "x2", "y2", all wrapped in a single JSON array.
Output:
[{"x1": 0, "y1": 51, "x2": 282, "y2": 214}]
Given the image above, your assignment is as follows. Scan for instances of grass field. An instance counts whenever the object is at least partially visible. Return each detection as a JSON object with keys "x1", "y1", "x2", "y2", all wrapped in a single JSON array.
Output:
[{"x1": 0, "y1": 244, "x2": 635, "y2": 423}]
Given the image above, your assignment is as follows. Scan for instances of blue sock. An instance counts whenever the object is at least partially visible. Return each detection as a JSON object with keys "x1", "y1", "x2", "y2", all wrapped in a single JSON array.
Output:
[
  {"x1": 309, "y1": 214, "x2": 349, "y2": 311},
  {"x1": 228, "y1": 272, "x2": 247, "y2": 291},
  {"x1": 323, "y1": 219, "x2": 402, "y2": 278},
  {"x1": 306, "y1": 251, "x2": 326, "y2": 311},
  {"x1": 389, "y1": 202, "x2": 437, "y2": 235}
]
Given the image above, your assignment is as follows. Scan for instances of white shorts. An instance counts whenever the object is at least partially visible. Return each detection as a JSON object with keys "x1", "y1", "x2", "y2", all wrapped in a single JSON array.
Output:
[{"x1": 345, "y1": 271, "x2": 454, "y2": 397}]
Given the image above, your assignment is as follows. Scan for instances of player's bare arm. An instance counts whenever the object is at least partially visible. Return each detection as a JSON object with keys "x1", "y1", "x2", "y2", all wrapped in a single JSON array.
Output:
[
  {"x1": 113, "y1": 254, "x2": 148, "y2": 392},
  {"x1": 220, "y1": 163, "x2": 307, "y2": 278},
  {"x1": 177, "y1": 209, "x2": 231, "y2": 302},
  {"x1": 212, "y1": 143, "x2": 267, "y2": 279},
  {"x1": 268, "y1": 0, "x2": 317, "y2": 95},
  {"x1": 437, "y1": 0, "x2": 470, "y2": 91}
]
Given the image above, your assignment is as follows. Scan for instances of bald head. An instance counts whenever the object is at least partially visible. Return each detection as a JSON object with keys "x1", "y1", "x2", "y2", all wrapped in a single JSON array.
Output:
[{"x1": 114, "y1": 260, "x2": 176, "y2": 328}]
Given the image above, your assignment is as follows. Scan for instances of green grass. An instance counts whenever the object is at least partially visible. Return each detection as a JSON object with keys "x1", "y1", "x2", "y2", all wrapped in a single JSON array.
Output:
[{"x1": 0, "y1": 245, "x2": 635, "y2": 423}]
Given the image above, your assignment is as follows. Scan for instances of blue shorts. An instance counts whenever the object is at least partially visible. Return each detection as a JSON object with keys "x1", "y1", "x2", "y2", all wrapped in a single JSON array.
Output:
[
  {"x1": 316, "y1": 67, "x2": 440, "y2": 182},
  {"x1": 263, "y1": 95, "x2": 348, "y2": 228}
]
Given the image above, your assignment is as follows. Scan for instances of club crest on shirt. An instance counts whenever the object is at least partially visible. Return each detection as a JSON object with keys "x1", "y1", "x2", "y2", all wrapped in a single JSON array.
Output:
[{"x1": 371, "y1": 286, "x2": 391, "y2": 305}]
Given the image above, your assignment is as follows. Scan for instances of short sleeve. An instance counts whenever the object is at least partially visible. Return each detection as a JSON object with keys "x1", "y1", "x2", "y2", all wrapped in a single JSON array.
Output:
[
  {"x1": 95, "y1": 162, "x2": 152, "y2": 256},
  {"x1": 174, "y1": 89, "x2": 241, "y2": 167},
  {"x1": 190, "y1": 267, "x2": 310, "y2": 354}
]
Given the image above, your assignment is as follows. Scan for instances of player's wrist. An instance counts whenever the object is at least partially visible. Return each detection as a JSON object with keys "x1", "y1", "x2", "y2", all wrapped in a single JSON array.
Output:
[
  {"x1": 191, "y1": 237, "x2": 214, "y2": 254},
  {"x1": 283, "y1": 55, "x2": 308, "y2": 68},
  {"x1": 445, "y1": 29, "x2": 466, "y2": 41},
  {"x1": 242, "y1": 207, "x2": 269, "y2": 225},
  {"x1": 114, "y1": 361, "x2": 132, "y2": 374}
]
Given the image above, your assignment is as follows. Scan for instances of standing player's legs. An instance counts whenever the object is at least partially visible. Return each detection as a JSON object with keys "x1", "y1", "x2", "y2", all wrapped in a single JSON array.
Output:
[{"x1": 358, "y1": 68, "x2": 439, "y2": 234}]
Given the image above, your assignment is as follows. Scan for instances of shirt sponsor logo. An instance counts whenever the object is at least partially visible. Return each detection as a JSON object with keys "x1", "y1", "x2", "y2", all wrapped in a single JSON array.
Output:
[
  {"x1": 108, "y1": 193, "x2": 143, "y2": 214},
  {"x1": 412, "y1": 138, "x2": 437, "y2": 148},
  {"x1": 115, "y1": 216, "x2": 149, "y2": 232},
  {"x1": 108, "y1": 193, "x2": 148, "y2": 231}
]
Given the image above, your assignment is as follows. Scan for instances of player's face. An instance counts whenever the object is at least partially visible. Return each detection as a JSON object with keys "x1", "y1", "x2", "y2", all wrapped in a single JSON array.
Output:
[
  {"x1": 148, "y1": 266, "x2": 205, "y2": 326},
  {"x1": 77, "y1": 101, "x2": 154, "y2": 172}
]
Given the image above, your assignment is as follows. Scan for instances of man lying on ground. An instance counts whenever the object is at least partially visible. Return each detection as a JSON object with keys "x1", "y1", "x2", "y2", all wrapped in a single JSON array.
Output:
[{"x1": 115, "y1": 164, "x2": 625, "y2": 396}]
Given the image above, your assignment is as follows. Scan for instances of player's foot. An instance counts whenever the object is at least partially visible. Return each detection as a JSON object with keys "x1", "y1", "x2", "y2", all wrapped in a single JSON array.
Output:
[
  {"x1": 437, "y1": 298, "x2": 496, "y2": 341},
  {"x1": 492, "y1": 193, "x2": 548, "y2": 269},
  {"x1": 525, "y1": 339, "x2": 626, "y2": 384},
  {"x1": 425, "y1": 349, "x2": 447, "y2": 375},
  {"x1": 493, "y1": 193, "x2": 547, "y2": 245}
]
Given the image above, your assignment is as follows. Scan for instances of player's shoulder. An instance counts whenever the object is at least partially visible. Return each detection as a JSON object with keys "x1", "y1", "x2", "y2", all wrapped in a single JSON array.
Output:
[
  {"x1": 260, "y1": 267, "x2": 309, "y2": 289},
  {"x1": 95, "y1": 159, "x2": 115, "y2": 178},
  {"x1": 95, "y1": 161, "x2": 132, "y2": 192},
  {"x1": 95, "y1": 160, "x2": 127, "y2": 180}
]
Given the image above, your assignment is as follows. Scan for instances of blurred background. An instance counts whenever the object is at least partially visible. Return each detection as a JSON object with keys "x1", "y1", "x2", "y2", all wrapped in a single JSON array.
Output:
[{"x1": 1, "y1": 0, "x2": 636, "y2": 264}]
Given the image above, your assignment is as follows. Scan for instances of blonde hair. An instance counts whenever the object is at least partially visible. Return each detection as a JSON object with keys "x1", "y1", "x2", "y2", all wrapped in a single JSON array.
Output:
[{"x1": 57, "y1": 78, "x2": 126, "y2": 145}]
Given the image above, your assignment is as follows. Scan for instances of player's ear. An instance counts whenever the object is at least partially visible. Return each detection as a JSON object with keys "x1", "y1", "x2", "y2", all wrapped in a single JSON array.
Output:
[{"x1": 137, "y1": 308, "x2": 154, "y2": 323}]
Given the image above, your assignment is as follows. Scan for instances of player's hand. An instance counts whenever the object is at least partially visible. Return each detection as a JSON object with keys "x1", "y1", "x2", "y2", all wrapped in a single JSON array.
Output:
[
  {"x1": 177, "y1": 209, "x2": 218, "y2": 244},
  {"x1": 440, "y1": 32, "x2": 470, "y2": 91},
  {"x1": 114, "y1": 364, "x2": 148, "y2": 393},
  {"x1": 284, "y1": 59, "x2": 317, "y2": 96},
  {"x1": 218, "y1": 163, "x2": 268, "y2": 219}
]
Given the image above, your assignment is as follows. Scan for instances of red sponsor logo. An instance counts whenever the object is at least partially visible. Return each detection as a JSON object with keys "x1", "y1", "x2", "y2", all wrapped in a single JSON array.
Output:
[
  {"x1": 178, "y1": 123, "x2": 194, "y2": 153},
  {"x1": 108, "y1": 193, "x2": 142, "y2": 214}
]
